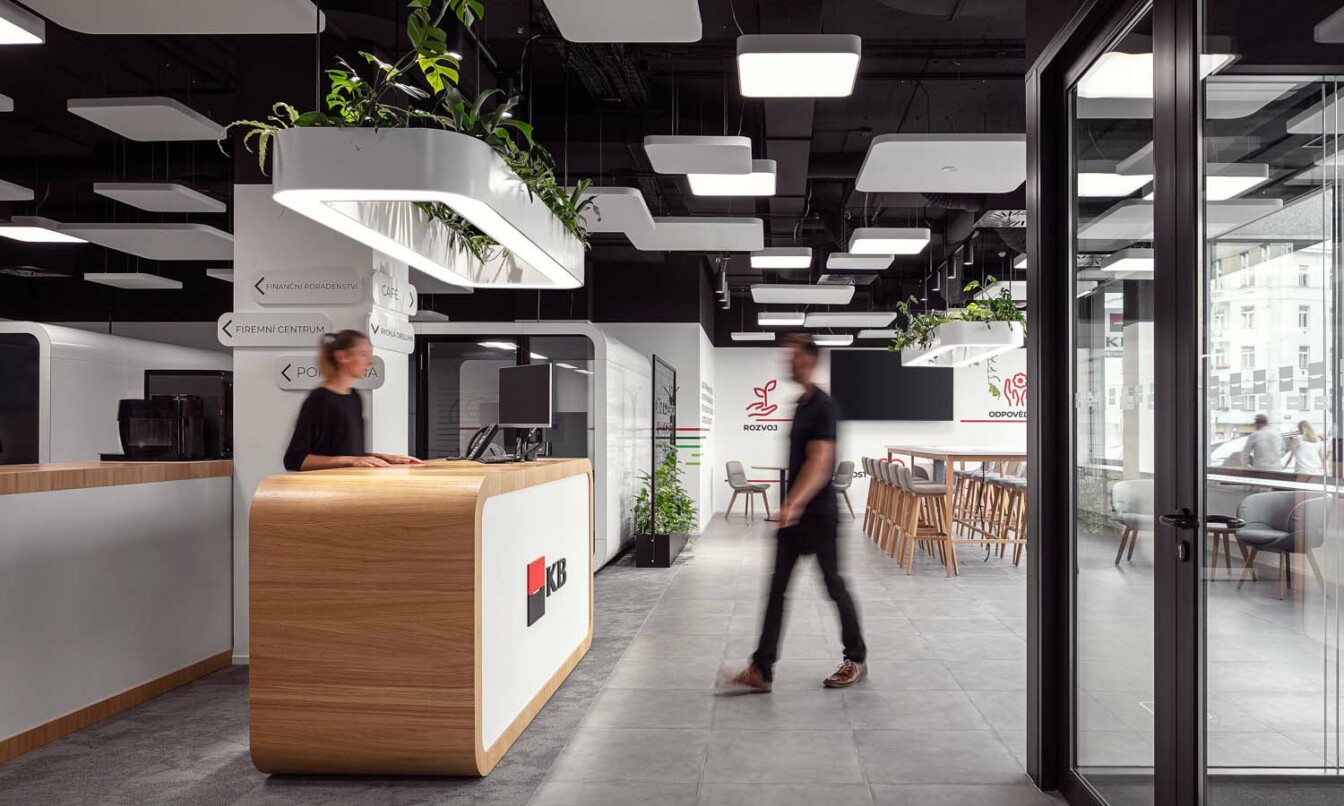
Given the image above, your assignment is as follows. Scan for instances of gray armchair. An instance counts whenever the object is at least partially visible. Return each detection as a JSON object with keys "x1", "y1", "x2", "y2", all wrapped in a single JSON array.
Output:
[
  {"x1": 725, "y1": 461, "x2": 771, "y2": 521},
  {"x1": 833, "y1": 460, "x2": 856, "y2": 518},
  {"x1": 1236, "y1": 492, "x2": 1326, "y2": 599},
  {"x1": 1111, "y1": 479, "x2": 1155, "y2": 564}
]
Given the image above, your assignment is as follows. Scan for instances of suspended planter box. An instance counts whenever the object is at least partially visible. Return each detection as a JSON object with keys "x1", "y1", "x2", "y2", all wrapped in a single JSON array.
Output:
[
  {"x1": 271, "y1": 127, "x2": 585, "y2": 290},
  {"x1": 901, "y1": 321, "x2": 1023, "y2": 368}
]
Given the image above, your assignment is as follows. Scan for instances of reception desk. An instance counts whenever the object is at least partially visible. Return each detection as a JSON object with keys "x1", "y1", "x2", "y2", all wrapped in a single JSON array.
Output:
[{"x1": 248, "y1": 458, "x2": 593, "y2": 776}]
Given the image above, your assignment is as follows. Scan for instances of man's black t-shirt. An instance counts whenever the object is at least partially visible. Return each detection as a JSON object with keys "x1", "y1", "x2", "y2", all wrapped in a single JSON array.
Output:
[
  {"x1": 788, "y1": 387, "x2": 839, "y2": 518},
  {"x1": 283, "y1": 387, "x2": 365, "y2": 471}
]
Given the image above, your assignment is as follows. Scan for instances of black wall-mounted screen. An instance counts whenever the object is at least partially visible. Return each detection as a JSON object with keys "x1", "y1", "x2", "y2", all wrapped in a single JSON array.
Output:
[
  {"x1": 498, "y1": 363, "x2": 553, "y2": 427},
  {"x1": 830, "y1": 350, "x2": 953, "y2": 421}
]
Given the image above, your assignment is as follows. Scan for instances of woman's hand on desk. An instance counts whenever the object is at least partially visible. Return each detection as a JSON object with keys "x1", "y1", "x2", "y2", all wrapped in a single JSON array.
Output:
[
  {"x1": 370, "y1": 453, "x2": 424, "y2": 466},
  {"x1": 350, "y1": 455, "x2": 391, "y2": 468}
]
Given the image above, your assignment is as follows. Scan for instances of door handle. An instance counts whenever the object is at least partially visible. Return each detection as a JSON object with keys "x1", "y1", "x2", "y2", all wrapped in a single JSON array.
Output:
[
  {"x1": 1205, "y1": 514, "x2": 1247, "y2": 530},
  {"x1": 1159, "y1": 507, "x2": 1200, "y2": 529}
]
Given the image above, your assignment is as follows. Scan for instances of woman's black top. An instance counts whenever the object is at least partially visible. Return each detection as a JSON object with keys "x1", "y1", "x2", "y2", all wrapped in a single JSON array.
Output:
[{"x1": 283, "y1": 387, "x2": 365, "y2": 471}]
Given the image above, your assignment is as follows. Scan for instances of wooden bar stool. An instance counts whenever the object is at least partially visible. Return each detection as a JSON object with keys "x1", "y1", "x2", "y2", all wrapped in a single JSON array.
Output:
[{"x1": 892, "y1": 464, "x2": 958, "y2": 577}]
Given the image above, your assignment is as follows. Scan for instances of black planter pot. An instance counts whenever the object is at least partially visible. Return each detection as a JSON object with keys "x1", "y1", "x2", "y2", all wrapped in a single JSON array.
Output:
[{"x1": 635, "y1": 532, "x2": 688, "y2": 568}]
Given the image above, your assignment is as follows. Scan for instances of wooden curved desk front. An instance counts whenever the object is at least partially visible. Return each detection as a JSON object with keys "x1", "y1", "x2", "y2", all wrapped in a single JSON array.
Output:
[{"x1": 248, "y1": 458, "x2": 593, "y2": 776}]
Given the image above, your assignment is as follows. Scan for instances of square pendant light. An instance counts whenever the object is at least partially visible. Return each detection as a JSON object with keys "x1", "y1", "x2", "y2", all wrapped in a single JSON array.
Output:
[
  {"x1": 0, "y1": 178, "x2": 33, "y2": 201},
  {"x1": 93, "y1": 182, "x2": 226, "y2": 213},
  {"x1": 814, "y1": 335, "x2": 854, "y2": 347},
  {"x1": 0, "y1": 0, "x2": 45, "y2": 44},
  {"x1": 1100, "y1": 248, "x2": 1155, "y2": 275},
  {"x1": 737, "y1": 34, "x2": 861, "y2": 98},
  {"x1": 848, "y1": 227, "x2": 930, "y2": 255},
  {"x1": 628, "y1": 217, "x2": 764, "y2": 252},
  {"x1": 0, "y1": 216, "x2": 87, "y2": 243},
  {"x1": 758, "y1": 311, "x2": 806, "y2": 327},
  {"x1": 731, "y1": 331, "x2": 776, "y2": 342},
  {"x1": 858, "y1": 329, "x2": 897, "y2": 339},
  {"x1": 1077, "y1": 160, "x2": 1153, "y2": 197},
  {"x1": 804, "y1": 311, "x2": 897, "y2": 328},
  {"x1": 643, "y1": 135, "x2": 753, "y2": 175},
  {"x1": 752, "y1": 284, "x2": 854, "y2": 305},
  {"x1": 688, "y1": 159, "x2": 776, "y2": 196},
  {"x1": 751, "y1": 246, "x2": 812, "y2": 269},
  {"x1": 856, "y1": 134, "x2": 1026, "y2": 194},
  {"x1": 83, "y1": 272, "x2": 182, "y2": 290},
  {"x1": 205, "y1": 267, "x2": 234, "y2": 282},
  {"x1": 1078, "y1": 51, "x2": 1237, "y2": 99},
  {"x1": 68, "y1": 97, "x2": 224, "y2": 142},
  {"x1": 1206, "y1": 163, "x2": 1270, "y2": 200},
  {"x1": 1013, "y1": 254, "x2": 1028, "y2": 270},
  {"x1": 826, "y1": 252, "x2": 892, "y2": 271},
  {"x1": 0, "y1": 93, "x2": 13, "y2": 112}
]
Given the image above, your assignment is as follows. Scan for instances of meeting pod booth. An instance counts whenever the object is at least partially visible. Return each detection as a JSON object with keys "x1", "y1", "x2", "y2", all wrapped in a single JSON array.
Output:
[
  {"x1": 1029, "y1": 2, "x2": 1344, "y2": 805},
  {"x1": 411, "y1": 321, "x2": 652, "y2": 567}
]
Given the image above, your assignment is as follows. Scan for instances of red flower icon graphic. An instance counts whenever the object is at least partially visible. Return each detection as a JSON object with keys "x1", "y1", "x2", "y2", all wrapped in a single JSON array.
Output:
[
  {"x1": 746, "y1": 379, "x2": 779, "y2": 419},
  {"x1": 1002, "y1": 372, "x2": 1028, "y2": 407}
]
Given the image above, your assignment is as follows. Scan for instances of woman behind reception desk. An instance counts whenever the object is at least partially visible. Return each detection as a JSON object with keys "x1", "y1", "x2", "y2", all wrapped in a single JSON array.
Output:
[{"x1": 283, "y1": 330, "x2": 420, "y2": 470}]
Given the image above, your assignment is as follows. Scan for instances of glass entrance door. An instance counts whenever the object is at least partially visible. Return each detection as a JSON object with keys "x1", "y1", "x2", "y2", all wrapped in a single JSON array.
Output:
[{"x1": 1069, "y1": 9, "x2": 1160, "y2": 804}]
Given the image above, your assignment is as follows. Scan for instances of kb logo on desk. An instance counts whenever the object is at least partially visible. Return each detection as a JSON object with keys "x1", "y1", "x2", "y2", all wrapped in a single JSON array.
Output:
[{"x1": 526, "y1": 556, "x2": 568, "y2": 627}]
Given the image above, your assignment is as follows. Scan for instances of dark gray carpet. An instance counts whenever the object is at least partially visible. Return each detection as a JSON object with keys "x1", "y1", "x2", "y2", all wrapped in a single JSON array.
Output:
[{"x1": 0, "y1": 550, "x2": 682, "y2": 806}]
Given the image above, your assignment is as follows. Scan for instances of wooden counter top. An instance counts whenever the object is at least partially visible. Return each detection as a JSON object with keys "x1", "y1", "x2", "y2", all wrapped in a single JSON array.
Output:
[
  {"x1": 249, "y1": 457, "x2": 593, "y2": 777},
  {"x1": 0, "y1": 460, "x2": 233, "y2": 496}
]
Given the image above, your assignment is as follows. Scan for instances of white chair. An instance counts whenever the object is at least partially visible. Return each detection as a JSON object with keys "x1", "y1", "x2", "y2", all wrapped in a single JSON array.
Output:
[
  {"x1": 833, "y1": 460, "x2": 857, "y2": 518},
  {"x1": 725, "y1": 461, "x2": 771, "y2": 521}
]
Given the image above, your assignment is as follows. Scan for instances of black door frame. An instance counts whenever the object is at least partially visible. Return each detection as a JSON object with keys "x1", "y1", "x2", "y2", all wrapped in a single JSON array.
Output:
[{"x1": 1027, "y1": 0, "x2": 1203, "y2": 802}]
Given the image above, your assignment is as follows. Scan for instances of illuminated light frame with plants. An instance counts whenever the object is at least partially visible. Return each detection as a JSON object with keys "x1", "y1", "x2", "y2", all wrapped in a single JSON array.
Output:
[
  {"x1": 220, "y1": 0, "x2": 595, "y2": 266},
  {"x1": 889, "y1": 276, "x2": 1027, "y2": 398}
]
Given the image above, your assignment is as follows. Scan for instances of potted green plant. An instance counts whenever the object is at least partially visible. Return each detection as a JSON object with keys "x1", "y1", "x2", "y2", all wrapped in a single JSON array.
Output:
[
  {"x1": 221, "y1": 0, "x2": 596, "y2": 286},
  {"x1": 890, "y1": 276, "x2": 1026, "y2": 395},
  {"x1": 633, "y1": 447, "x2": 697, "y2": 568}
]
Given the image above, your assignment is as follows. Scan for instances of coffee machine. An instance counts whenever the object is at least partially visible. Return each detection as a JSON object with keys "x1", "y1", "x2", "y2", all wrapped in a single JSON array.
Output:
[{"x1": 116, "y1": 395, "x2": 205, "y2": 460}]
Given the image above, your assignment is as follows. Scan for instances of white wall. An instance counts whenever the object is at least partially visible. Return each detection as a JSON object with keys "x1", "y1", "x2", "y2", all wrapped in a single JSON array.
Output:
[
  {"x1": 231, "y1": 184, "x2": 411, "y2": 662},
  {"x1": 51, "y1": 321, "x2": 227, "y2": 353},
  {"x1": 713, "y1": 346, "x2": 1028, "y2": 511},
  {"x1": 597, "y1": 323, "x2": 716, "y2": 531}
]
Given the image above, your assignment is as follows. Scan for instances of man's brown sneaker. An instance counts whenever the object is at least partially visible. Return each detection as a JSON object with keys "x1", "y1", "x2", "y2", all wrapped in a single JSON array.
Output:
[
  {"x1": 823, "y1": 659, "x2": 868, "y2": 688},
  {"x1": 717, "y1": 663, "x2": 773, "y2": 694}
]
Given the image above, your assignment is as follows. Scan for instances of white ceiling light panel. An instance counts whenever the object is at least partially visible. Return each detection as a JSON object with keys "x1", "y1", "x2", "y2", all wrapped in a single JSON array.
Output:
[
  {"x1": 20, "y1": 0, "x2": 323, "y2": 34},
  {"x1": 751, "y1": 284, "x2": 855, "y2": 305},
  {"x1": 0, "y1": 93, "x2": 11, "y2": 112},
  {"x1": 1100, "y1": 248, "x2": 1155, "y2": 275},
  {"x1": 1077, "y1": 160, "x2": 1152, "y2": 197},
  {"x1": 628, "y1": 217, "x2": 764, "y2": 252},
  {"x1": 751, "y1": 246, "x2": 812, "y2": 269},
  {"x1": 0, "y1": 0, "x2": 44, "y2": 44},
  {"x1": 758, "y1": 311, "x2": 806, "y2": 327},
  {"x1": 826, "y1": 252, "x2": 893, "y2": 270},
  {"x1": 205, "y1": 267, "x2": 233, "y2": 282},
  {"x1": 0, "y1": 178, "x2": 33, "y2": 201},
  {"x1": 60, "y1": 222, "x2": 233, "y2": 260},
  {"x1": 543, "y1": 0, "x2": 700, "y2": 43},
  {"x1": 1206, "y1": 162, "x2": 1271, "y2": 200},
  {"x1": 83, "y1": 272, "x2": 182, "y2": 290},
  {"x1": 0, "y1": 216, "x2": 86, "y2": 243},
  {"x1": 68, "y1": 97, "x2": 223, "y2": 141},
  {"x1": 848, "y1": 227, "x2": 930, "y2": 255},
  {"x1": 1078, "y1": 51, "x2": 1237, "y2": 99},
  {"x1": 688, "y1": 159, "x2": 776, "y2": 196},
  {"x1": 731, "y1": 331, "x2": 777, "y2": 342},
  {"x1": 93, "y1": 182, "x2": 227, "y2": 213},
  {"x1": 856, "y1": 134, "x2": 1026, "y2": 194},
  {"x1": 815, "y1": 335, "x2": 854, "y2": 347},
  {"x1": 1013, "y1": 254, "x2": 1028, "y2": 270},
  {"x1": 644, "y1": 135, "x2": 753, "y2": 175},
  {"x1": 1079, "y1": 199, "x2": 1281, "y2": 241},
  {"x1": 737, "y1": 34, "x2": 861, "y2": 98},
  {"x1": 1317, "y1": 6, "x2": 1344, "y2": 42},
  {"x1": 804, "y1": 311, "x2": 897, "y2": 328},
  {"x1": 575, "y1": 186, "x2": 655, "y2": 235},
  {"x1": 857, "y1": 329, "x2": 897, "y2": 339}
]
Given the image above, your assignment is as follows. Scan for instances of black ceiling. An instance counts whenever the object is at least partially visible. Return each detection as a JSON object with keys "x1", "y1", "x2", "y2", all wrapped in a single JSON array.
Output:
[{"x1": 0, "y1": 0, "x2": 1030, "y2": 328}]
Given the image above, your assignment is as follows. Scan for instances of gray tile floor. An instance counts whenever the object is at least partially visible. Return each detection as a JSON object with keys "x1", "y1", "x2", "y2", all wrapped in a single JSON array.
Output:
[{"x1": 0, "y1": 515, "x2": 1054, "y2": 806}]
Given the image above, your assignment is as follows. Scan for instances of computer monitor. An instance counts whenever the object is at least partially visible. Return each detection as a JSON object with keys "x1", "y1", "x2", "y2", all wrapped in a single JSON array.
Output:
[{"x1": 498, "y1": 363, "x2": 553, "y2": 428}]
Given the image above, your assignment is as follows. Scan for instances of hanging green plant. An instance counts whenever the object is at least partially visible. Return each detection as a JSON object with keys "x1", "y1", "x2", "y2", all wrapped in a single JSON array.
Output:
[{"x1": 219, "y1": 0, "x2": 595, "y2": 265}]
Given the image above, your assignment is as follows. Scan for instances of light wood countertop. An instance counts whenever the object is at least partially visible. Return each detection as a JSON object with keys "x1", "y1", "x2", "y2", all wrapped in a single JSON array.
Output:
[{"x1": 0, "y1": 461, "x2": 233, "y2": 496}]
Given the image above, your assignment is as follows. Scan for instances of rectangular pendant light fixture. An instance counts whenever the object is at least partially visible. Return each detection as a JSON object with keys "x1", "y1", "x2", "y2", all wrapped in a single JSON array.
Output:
[
  {"x1": 0, "y1": 93, "x2": 11, "y2": 112},
  {"x1": 751, "y1": 246, "x2": 812, "y2": 269},
  {"x1": 643, "y1": 135, "x2": 753, "y2": 175},
  {"x1": 93, "y1": 182, "x2": 227, "y2": 213},
  {"x1": 1076, "y1": 159, "x2": 1153, "y2": 197},
  {"x1": 758, "y1": 311, "x2": 806, "y2": 327},
  {"x1": 857, "y1": 329, "x2": 897, "y2": 339},
  {"x1": 0, "y1": 0, "x2": 45, "y2": 44},
  {"x1": 1078, "y1": 51, "x2": 1237, "y2": 99},
  {"x1": 0, "y1": 178, "x2": 33, "y2": 201},
  {"x1": 737, "y1": 34, "x2": 861, "y2": 98},
  {"x1": 803, "y1": 311, "x2": 897, "y2": 328},
  {"x1": 751, "y1": 284, "x2": 854, "y2": 305},
  {"x1": 848, "y1": 227, "x2": 930, "y2": 255},
  {"x1": 1013, "y1": 254, "x2": 1028, "y2": 270},
  {"x1": 814, "y1": 335, "x2": 854, "y2": 347},
  {"x1": 0, "y1": 216, "x2": 87, "y2": 243},
  {"x1": 826, "y1": 252, "x2": 892, "y2": 271},
  {"x1": 83, "y1": 272, "x2": 182, "y2": 290},
  {"x1": 68, "y1": 97, "x2": 224, "y2": 141},
  {"x1": 205, "y1": 268, "x2": 234, "y2": 282},
  {"x1": 688, "y1": 159, "x2": 777, "y2": 196},
  {"x1": 1100, "y1": 247, "x2": 1155, "y2": 276},
  {"x1": 731, "y1": 331, "x2": 776, "y2": 342}
]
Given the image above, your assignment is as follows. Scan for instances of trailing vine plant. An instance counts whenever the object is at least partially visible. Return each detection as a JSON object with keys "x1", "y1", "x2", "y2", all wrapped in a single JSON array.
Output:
[
  {"x1": 888, "y1": 276, "x2": 1027, "y2": 397},
  {"x1": 219, "y1": 0, "x2": 596, "y2": 265}
]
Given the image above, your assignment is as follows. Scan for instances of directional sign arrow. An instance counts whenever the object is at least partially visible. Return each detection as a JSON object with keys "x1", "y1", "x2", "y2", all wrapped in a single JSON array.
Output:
[
  {"x1": 281, "y1": 363, "x2": 292, "y2": 382},
  {"x1": 253, "y1": 276, "x2": 265, "y2": 295},
  {"x1": 222, "y1": 318, "x2": 233, "y2": 338}
]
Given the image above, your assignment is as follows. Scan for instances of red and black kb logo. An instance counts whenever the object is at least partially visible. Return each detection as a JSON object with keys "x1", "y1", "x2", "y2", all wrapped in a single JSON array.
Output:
[{"x1": 526, "y1": 555, "x2": 568, "y2": 626}]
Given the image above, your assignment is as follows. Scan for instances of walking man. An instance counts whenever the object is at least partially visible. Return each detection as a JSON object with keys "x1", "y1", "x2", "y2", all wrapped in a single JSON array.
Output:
[{"x1": 726, "y1": 334, "x2": 867, "y2": 692}]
